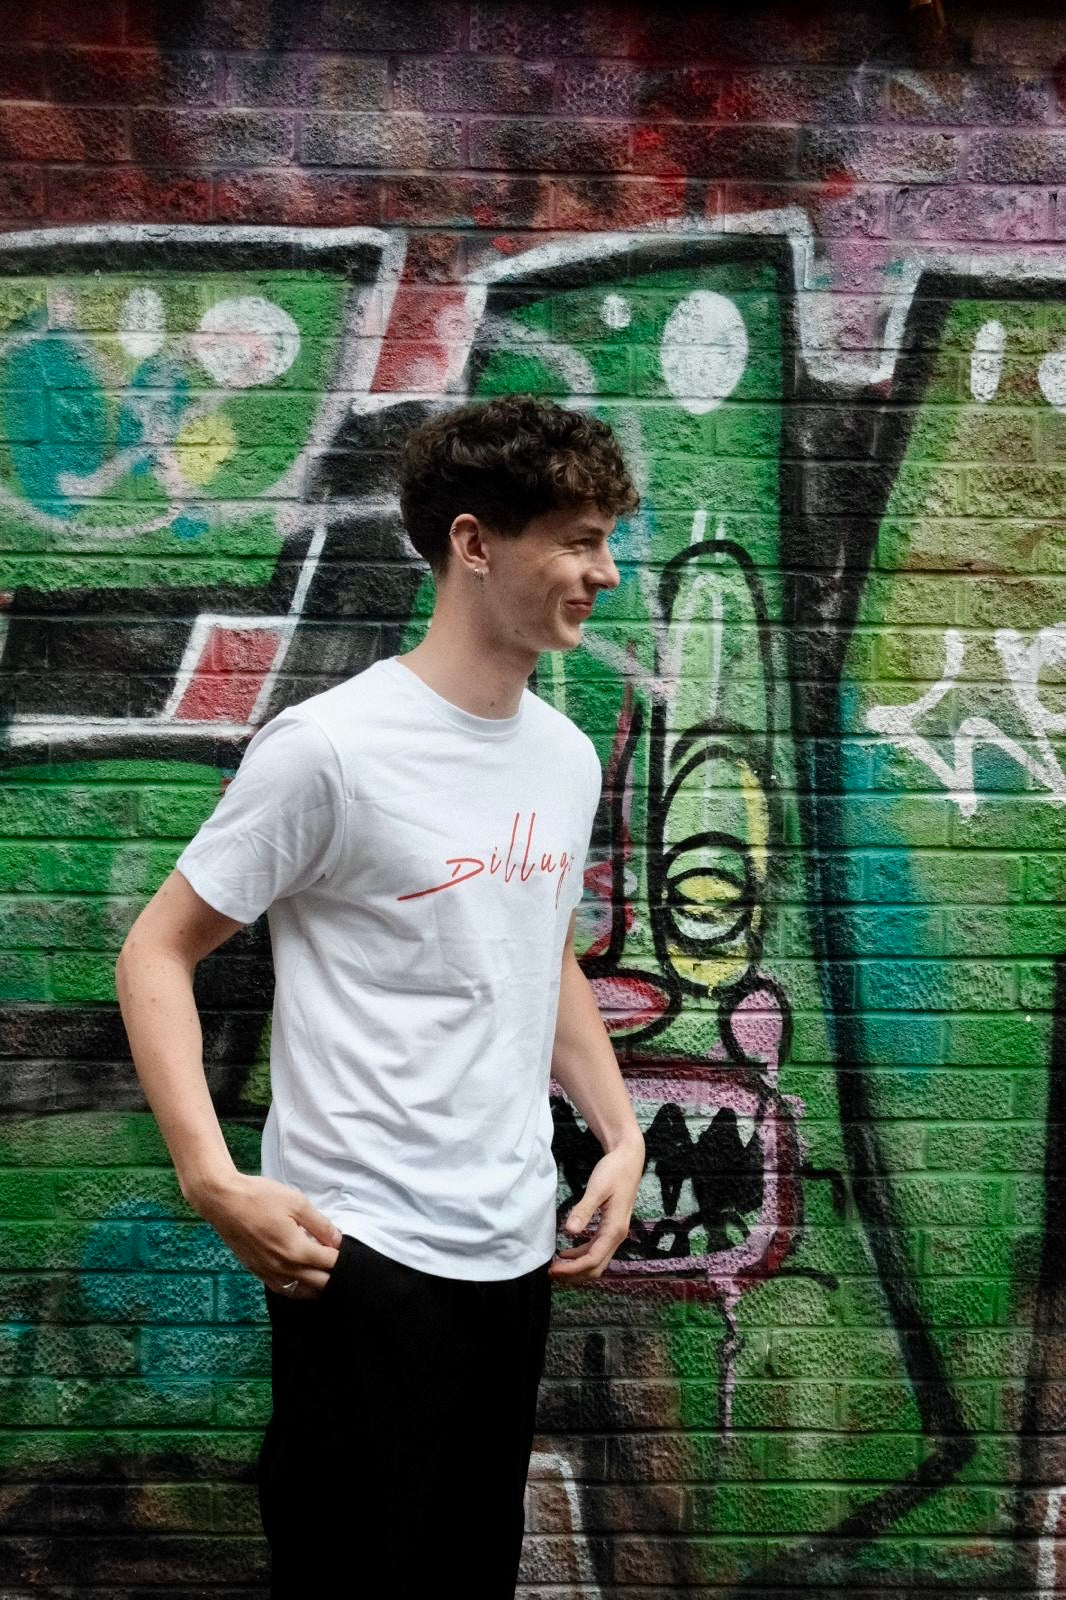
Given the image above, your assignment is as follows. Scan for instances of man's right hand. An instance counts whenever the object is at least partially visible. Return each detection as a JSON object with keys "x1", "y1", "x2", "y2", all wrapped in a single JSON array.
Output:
[{"x1": 185, "y1": 1171, "x2": 342, "y2": 1299}]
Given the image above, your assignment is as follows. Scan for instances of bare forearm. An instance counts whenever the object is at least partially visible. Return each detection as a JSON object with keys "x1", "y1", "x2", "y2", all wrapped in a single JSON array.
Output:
[
  {"x1": 115, "y1": 938, "x2": 239, "y2": 1212},
  {"x1": 111, "y1": 871, "x2": 341, "y2": 1299},
  {"x1": 551, "y1": 953, "x2": 643, "y2": 1155}
]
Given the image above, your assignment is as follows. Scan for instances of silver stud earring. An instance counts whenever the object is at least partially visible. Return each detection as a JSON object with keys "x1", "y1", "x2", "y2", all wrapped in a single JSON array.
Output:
[{"x1": 475, "y1": 567, "x2": 487, "y2": 581}]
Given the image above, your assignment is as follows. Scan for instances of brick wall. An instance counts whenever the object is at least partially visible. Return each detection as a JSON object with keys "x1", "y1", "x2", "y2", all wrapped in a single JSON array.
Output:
[{"x1": 1, "y1": 1, "x2": 1065, "y2": 1593}]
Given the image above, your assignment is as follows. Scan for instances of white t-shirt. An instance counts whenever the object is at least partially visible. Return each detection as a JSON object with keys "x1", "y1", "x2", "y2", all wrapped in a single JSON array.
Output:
[{"x1": 174, "y1": 655, "x2": 602, "y2": 1281}]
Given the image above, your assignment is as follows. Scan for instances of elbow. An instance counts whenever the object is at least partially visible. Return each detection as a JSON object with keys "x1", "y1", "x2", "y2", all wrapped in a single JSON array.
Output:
[
  {"x1": 114, "y1": 939, "x2": 136, "y2": 1012},
  {"x1": 114, "y1": 920, "x2": 156, "y2": 994},
  {"x1": 114, "y1": 920, "x2": 143, "y2": 986}
]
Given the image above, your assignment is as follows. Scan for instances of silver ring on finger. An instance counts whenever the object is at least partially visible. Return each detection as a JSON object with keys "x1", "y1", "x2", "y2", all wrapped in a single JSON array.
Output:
[{"x1": 280, "y1": 1278, "x2": 299, "y2": 1295}]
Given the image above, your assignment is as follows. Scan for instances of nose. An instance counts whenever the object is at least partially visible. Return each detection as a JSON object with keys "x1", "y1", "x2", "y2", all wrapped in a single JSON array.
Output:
[{"x1": 593, "y1": 543, "x2": 621, "y2": 592}]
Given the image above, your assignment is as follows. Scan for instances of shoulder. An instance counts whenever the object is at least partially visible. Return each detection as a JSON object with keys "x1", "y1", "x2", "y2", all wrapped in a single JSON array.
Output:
[
  {"x1": 235, "y1": 702, "x2": 345, "y2": 809},
  {"x1": 525, "y1": 686, "x2": 589, "y2": 742},
  {"x1": 246, "y1": 703, "x2": 334, "y2": 759},
  {"x1": 526, "y1": 687, "x2": 598, "y2": 750},
  {"x1": 261, "y1": 660, "x2": 389, "y2": 758},
  {"x1": 544, "y1": 694, "x2": 596, "y2": 746},
  {"x1": 277, "y1": 661, "x2": 385, "y2": 728},
  {"x1": 524, "y1": 690, "x2": 601, "y2": 795}
]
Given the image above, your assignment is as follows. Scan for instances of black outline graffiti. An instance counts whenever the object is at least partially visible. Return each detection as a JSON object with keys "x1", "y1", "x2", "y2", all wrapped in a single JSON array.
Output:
[{"x1": 0, "y1": 226, "x2": 1060, "y2": 1591}]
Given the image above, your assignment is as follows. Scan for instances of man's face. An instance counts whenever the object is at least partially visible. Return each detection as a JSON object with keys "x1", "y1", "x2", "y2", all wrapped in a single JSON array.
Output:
[{"x1": 476, "y1": 503, "x2": 622, "y2": 654}]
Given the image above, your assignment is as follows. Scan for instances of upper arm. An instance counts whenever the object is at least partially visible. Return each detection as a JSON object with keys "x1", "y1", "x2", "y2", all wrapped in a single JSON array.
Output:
[
  {"x1": 562, "y1": 741, "x2": 599, "y2": 967},
  {"x1": 172, "y1": 711, "x2": 347, "y2": 925},
  {"x1": 118, "y1": 867, "x2": 247, "y2": 972}
]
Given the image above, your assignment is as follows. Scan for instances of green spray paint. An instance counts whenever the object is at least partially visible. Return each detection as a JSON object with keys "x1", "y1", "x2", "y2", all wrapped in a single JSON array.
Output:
[
  {"x1": 835, "y1": 293, "x2": 1066, "y2": 1587},
  {"x1": 467, "y1": 251, "x2": 919, "y2": 1586}
]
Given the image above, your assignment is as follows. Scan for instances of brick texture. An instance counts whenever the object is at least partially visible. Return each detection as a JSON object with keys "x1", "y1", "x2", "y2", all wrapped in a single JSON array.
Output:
[{"x1": 0, "y1": 1, "x2": 1064, "y2": 1596}]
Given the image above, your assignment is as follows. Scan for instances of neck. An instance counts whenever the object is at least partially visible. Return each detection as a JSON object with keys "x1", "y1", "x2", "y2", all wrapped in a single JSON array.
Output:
[{"x1": 396, "y1": 591, "x2": 537, "y2": 720}]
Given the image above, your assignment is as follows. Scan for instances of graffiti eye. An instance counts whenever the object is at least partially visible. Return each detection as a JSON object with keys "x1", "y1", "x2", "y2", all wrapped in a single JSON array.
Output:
[
  {"x1": 191, "y1": 296, "x2": 300, "y2": 388},
  {"x1": 663, "y1": 837, "x2": 755, "y2": 952},
  {"x1": 660, "y1": 290, "x2": 748, "y2": 414},
  {"x1": 1038, "y1": 345, "x2": 1066, "y2": 409}
]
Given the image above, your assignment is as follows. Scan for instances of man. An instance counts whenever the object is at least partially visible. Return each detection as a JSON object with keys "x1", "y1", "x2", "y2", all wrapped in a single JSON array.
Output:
[{"x1": 115, "y1": 393, "x2": 646, "y2": 1597}]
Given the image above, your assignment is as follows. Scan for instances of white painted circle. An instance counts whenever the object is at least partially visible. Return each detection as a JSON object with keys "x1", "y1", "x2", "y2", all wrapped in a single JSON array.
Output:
[
  {"x1": 969, "y1": 318, "x2": 1005, "y2": 404},
  {"x1": 1038, "y1": 347, "x2": 1066, "y2": 411},
  {"x1": 660, "y1": 291, "x2": 747, "y2": 414},
  {"x1": 193, "y1": 296, "x2": 300, "y2": 388},
  {"x1": 119, "y1": 286, "x2": 166, "y2": 361},
  {"x1": 601, "y1": 293, "x2": 632, "y2": 330}
]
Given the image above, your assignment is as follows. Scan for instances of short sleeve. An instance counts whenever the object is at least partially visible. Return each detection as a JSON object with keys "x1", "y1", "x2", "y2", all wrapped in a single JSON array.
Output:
[
  {"x1": 174, "y1": 711, "x2": 347, "y2": 924},
  {"x1": 584, "y1": 736, "x2": 603, "y2": 827},
  {"x1": 572, "y1": 736, "x2": 603, "y2": 909}
]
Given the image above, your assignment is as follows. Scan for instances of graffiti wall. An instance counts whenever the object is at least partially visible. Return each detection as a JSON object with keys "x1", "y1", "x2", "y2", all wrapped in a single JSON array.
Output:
[{"x1": 1, "y1": 1, "x2": 1065, "y2": 1593}]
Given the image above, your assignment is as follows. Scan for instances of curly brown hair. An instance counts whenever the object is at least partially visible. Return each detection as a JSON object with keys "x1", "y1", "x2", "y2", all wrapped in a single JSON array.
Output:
[{"x1": 397, "y1": 394, "x2": 640, "y2": 577}]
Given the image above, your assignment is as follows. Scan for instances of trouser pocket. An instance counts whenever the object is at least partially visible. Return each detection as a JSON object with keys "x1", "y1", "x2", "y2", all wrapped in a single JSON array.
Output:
[
  {"x1": 317, "y1": 1228, "x2": 351, "y2": 1302},
  {"x1": 259, "y1": 1244, "x2": 553, "y2": 1595}
]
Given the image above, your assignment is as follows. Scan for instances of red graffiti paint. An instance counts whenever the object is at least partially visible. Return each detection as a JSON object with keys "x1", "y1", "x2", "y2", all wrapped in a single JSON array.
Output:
[
  {"x1": 588, "y1": 973, "x2": 672, "y2": 1031},
  {"x1": 175, "y1": 626, "x2": 280, "y2": 723}
]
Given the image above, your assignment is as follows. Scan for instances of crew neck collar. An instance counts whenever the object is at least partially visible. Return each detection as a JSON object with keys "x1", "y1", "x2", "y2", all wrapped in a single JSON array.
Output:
[{"x1": 380, "y1": 656, "x2": 527, "y2": 739}]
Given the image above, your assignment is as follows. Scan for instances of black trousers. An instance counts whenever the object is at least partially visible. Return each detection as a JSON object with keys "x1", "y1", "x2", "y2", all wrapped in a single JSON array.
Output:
[{"x1": 257, "y1": 1232, "x2": 553, "y2": 1598}]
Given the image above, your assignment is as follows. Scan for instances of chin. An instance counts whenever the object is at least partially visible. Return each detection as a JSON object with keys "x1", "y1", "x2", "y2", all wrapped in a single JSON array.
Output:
[{"x1": 533, "y1": 622, "x2": 579, "y2": 653}]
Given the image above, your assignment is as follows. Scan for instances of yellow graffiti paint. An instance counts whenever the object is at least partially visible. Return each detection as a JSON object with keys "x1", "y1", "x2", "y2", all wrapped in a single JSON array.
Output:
[
  {"x1": 175, "y1": 410, "x2": 237, "y2": 485},
  {"x1": 670, "y1": 756, "x2": 768, "y2": 994}
]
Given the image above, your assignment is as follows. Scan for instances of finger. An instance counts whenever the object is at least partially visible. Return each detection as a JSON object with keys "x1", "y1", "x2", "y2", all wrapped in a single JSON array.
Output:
[
  {"x1": 565, "y1": 1200, "x2": 628, "y2": 1251},
  {"x1": 554, "y1": 1240, "x2": 597, "y2": 1259},
  {"x1": 552, "y1": 1227, "x2": 630, "y2": 1274},
  {"x1": 549, "y1": 1257, "x2": 602, "y2": 1281},
  {"x1": 293, "y1": 1195, "x2": 343, "y2": 1247},
  {"x1": 550, "y1": 1246, "x2": 617, "y2": 1281},
  {"x1": 270, "y1": 1267, "x2": 332, "y2": 1298},
  {"x1": 265, "y1": 1231, "x2": 341, "y2": 1291},
  {"x1": 271, "y1": 1274, "x2": 308, "y2": 1297},
  {"x1": 564, "y1": 1199, "x2": 604, "y2": 1236},
  {"x1": 551, "y1": 1244, "x2": 605, "y2": 1274},
  {"x1": 559, "y1": 1211, "x2": 630, "y2": 1252},
  {"x1": 553, "y1": 1245, "x2": 614, "y2": 1275},
  {"x1": 304, "y1": 1239, "x2": 342, "y2": 1273}
]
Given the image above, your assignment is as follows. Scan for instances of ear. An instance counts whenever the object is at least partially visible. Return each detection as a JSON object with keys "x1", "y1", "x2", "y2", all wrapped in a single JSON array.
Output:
[{"x1": 448, "y1": 512, "x2": 490, "y2": 575}]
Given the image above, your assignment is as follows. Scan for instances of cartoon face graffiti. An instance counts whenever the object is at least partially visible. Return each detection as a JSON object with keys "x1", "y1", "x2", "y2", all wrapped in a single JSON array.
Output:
[
  {"x1": 542, "y1": 534, "x2": 822, "y2": 1433},
  {"x1": 394, "y1": 245, "x2": 879, "y2": 1591},
  {"x1": 431, "y1": 241, "x2": 1066, "y2": 1592}
]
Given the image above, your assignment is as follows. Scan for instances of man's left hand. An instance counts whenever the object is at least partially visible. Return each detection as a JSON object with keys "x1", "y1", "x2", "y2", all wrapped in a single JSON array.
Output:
[{"x1": 549, "y1": 1137, "x2": 645, "y2": 1282}]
